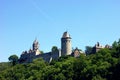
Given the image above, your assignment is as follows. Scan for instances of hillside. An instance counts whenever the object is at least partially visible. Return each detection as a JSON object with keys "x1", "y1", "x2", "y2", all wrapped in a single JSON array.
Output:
[{"x1": 0, "y1": 39, "x2": 120, "y2": 80}]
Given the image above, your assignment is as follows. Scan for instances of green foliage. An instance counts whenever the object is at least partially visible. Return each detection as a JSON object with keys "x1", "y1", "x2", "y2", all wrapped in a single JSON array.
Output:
[
  {"x1": 85, "y1": 46, "x2": 93, "y2": 55},
  {"x1": 8, "y1": 54, "x2": 18, "y2": 66},
  {"x1": 52, "y1": 46, "x2": 59, "y2": 52},
  {"x1": 0, "y1": 39, "x2": 120, "y2": 80},
  {"x1": 40, "y1": 51, "x2": 44, "y2": 54},
  {"x1": 0, "y1": 62, "x2": 10, "y2": 72}
]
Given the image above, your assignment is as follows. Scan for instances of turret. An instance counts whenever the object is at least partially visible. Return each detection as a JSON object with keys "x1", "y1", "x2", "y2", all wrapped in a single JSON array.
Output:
[
  {"x1": 61, "y1": 31, "x2": 72, "y2": 56},
  {"x1": 32, "y1": 39, "x2": 39, "y2": 51},
  {"x1": 32, "y1": 39, "x2": 40, "y2": 55}
]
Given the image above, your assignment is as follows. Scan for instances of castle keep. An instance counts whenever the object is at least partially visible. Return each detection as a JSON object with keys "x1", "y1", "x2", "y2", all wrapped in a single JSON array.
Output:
[
  {"x1": 61, "y1": 31, "x2": 72, "y2": 56},
  {"x1": 19, "y1": 31, "x2": 84, "y2": 63}
]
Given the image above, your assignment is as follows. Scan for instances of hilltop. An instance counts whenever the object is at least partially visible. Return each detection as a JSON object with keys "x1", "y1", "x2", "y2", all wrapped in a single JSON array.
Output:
[{"x1": 0, "y1": 39, "x2": 120, "y2": 80}]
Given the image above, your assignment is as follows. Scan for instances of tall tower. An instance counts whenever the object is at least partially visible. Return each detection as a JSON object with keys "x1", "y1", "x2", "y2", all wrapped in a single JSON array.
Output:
[
  {"x1": 33, "y1": 39, "x2": 39, "y2": 51},
  {"x1": 32, "y1": 39, "x2": 40, "y2": 55},
  {"x1": 61, "y1": 31, "x2": 72, "y2": 56}
]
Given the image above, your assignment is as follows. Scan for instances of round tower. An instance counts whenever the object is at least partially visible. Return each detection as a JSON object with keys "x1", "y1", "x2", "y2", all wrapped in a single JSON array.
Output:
[{"x1": 61, "y1": 31, "x2": 72, "y2": 56}]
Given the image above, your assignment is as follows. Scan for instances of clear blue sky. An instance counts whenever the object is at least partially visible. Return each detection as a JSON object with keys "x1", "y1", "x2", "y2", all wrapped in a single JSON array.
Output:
[{"x1": 0, "y1": 0, "x2": 120, "y2": 62}]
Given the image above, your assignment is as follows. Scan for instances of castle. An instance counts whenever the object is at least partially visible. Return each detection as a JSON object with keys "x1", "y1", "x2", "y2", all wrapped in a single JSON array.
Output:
[
  {"x1": 92, "y1": 42, "x2": 111, "y2": 54},
  {"x1": 19, "y1": 31, "x2": 84, "y2": 63},
  {"x1": 19, "y1": 31, "x2": 111, "y2": 63}
]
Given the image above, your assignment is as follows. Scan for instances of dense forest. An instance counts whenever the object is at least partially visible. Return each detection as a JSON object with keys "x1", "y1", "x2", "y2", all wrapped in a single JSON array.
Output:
[{"x1": 0, "y1": 39, "x2": 120, "y2": 80}]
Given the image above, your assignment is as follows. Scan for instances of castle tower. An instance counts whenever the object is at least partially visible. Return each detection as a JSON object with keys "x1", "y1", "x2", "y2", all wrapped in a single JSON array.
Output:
[
  {"x1": 33, "y1": 39, "x2": 39, "y2": 51},
  {"x1": 92, "y1": 42, "x2": 104, "y2": 53},
  {"x1": 32, "y1": 39, "x2": 40, "y2": 55},
  {"x1": 61, "y1": 31, "x2": 72, "y2": 56}
]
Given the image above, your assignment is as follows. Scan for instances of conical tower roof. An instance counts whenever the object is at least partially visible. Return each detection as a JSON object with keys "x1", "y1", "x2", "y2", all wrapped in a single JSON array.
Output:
[{"x1": 62, "y1": 31, "x2": 71, "y2": 38}]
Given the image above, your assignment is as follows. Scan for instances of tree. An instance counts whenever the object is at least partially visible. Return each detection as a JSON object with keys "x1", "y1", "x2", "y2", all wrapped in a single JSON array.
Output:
[
  {"x1": 51, "y1": 46, "x2": 59, "y2": 54},
  {"x1": 8, "y1": 55, "x2": 18, "y2": 66},
  {"x1": 112, "y1": 39, "x2": 120, "y2": 58},
  {"x1": 52, "y1": 46, "x2": 59, "y2": 52},
  {"x1": 85, "y1": 46, "x2": 93, "y2": 55},
  {"x1": 40, "y1": 51, "x2": 44, "y2": 54},
  {"x1": 112, "y1": 41, "x2": 118, "y2": 49}
]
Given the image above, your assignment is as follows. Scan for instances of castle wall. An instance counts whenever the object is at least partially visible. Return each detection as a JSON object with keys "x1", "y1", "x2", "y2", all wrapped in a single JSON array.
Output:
[
  {"x1": 35, "y1": 51, "x2": 60, "y2": 62},
  {"x1": 20, "y1": 51, "x2": 61, "y2": 63}
]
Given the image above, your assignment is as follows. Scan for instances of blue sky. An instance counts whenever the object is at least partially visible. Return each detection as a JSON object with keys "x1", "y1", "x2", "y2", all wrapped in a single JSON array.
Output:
[{"x1": 0, "y1": 0, "x2": 120, "y2": 62}]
